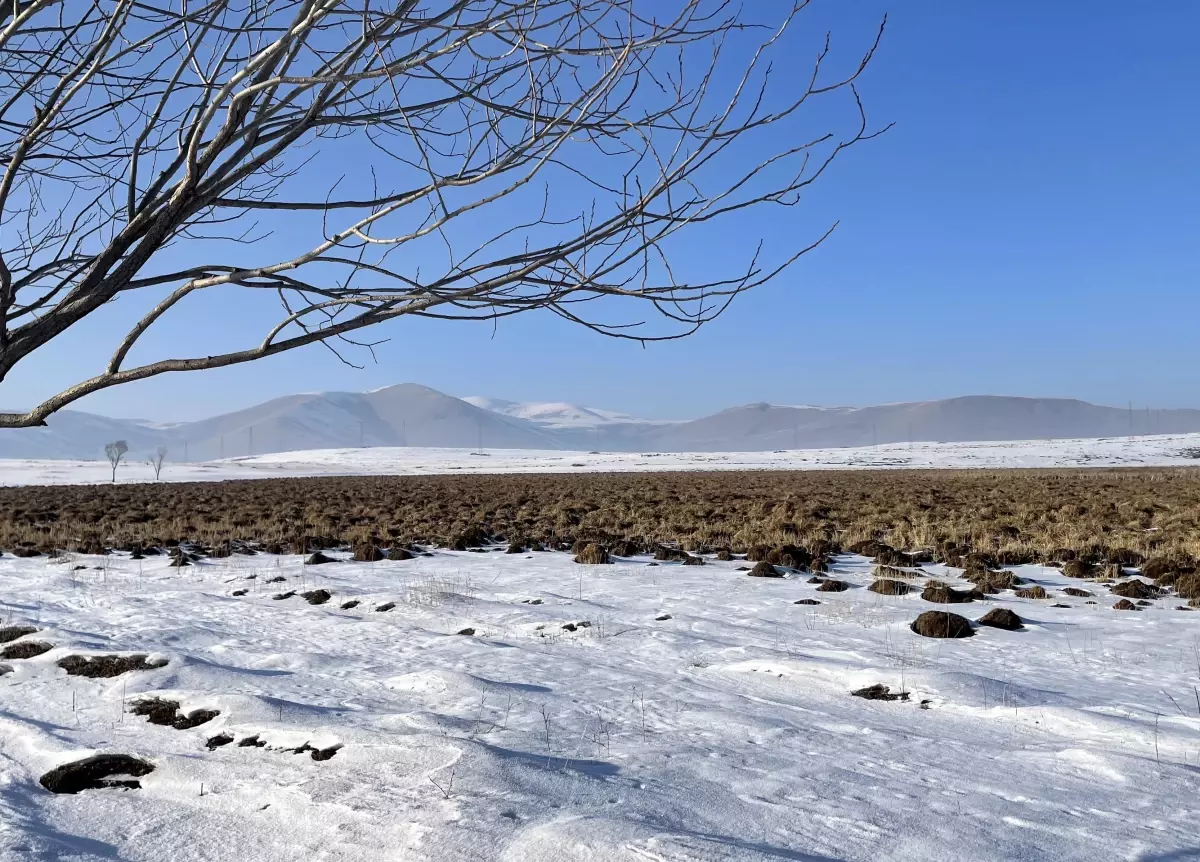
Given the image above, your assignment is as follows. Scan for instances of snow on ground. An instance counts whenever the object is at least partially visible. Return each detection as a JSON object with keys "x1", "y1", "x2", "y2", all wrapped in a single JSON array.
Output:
[
  {"x1": 3, "y1": 432, "x2": 1200, "y2": 486},
  {"x1": 1, "y1": 547, "x2": 1198, "y2": 861}
]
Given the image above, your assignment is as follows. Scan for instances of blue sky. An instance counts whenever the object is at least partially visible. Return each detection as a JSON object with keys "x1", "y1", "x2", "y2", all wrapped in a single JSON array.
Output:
[{"x1": 7, "y1": 1, "x2": 1199, "y2": 421}]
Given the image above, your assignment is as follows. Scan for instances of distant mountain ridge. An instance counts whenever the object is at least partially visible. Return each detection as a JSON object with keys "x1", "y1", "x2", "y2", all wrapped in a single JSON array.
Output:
[{"x1": 1, "y1": 385, "x2": 1198, "y2": 461}]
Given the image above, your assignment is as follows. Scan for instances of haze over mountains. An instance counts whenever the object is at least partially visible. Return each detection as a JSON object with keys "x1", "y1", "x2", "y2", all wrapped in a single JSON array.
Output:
[{"x1": 2, "y1": 383, "x2": 1198, "y2": 461}]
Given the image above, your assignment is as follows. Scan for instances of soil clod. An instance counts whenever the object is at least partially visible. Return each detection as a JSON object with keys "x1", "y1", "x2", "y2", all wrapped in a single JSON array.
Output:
[
  {"x1": 851, "y1": 684, "x2": 909, "y2": 702},
  {"x1": 1, "y1": 640, "x2": 52, "y2": 660},
  {"x1": 58, "y1": 654, "x2": 167, "y2": 678},
  {"x1": 976, "y1": 608, "x2": 1023, "y2": 630},
  {"x1": 911, "y1": 611, "x2": 974, "y2": 639},
  {"x1": 40, "y1": 755, "x2": 155, "y2": 794},
  {"x1": 302, "y1": 589, "x2": 332, "y2": 605},
  {"x1": 0, "y1": 625, "x2": 38, "y2": 643},
  {"x1": 748, "y1": 560, "x2": 783, "y2": 578},
  {"x1": 816, "y1": 579, "x2": 849, "y2": 592},
  {"x1": 131, "y1": 697, "x2": 219, "y2": 729}
]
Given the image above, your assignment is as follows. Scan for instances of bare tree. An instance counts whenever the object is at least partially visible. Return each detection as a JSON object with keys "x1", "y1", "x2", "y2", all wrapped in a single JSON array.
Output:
[
  {"x1": 0, "y1": 1, "x2": 888, "y2": 428},
  {"x1": 105, "y1": 440, "x2": 129, "y2": 483},
  {"x1": 149, "y1": 445, "x2": 168, "y2": 480}
]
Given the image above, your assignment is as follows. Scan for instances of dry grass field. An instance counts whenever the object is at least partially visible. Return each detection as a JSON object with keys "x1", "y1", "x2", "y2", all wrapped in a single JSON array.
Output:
[{"x1": 4, "y1": 467, "x2": 1200, "y2": 567}]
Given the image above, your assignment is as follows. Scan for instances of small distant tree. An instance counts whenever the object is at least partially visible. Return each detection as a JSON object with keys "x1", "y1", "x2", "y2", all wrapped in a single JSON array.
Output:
[
  {"x1": 104, "y1": 440, "x2": 128, "y2": 483},
  {"x1": 149, "y1": 446, "x2": 168, "y2": 481}
]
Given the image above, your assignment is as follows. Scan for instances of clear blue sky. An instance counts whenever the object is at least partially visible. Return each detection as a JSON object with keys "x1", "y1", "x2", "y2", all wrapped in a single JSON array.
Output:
[{"x1": 7, "y1": 1, "x2": 1199, "y2": 421}]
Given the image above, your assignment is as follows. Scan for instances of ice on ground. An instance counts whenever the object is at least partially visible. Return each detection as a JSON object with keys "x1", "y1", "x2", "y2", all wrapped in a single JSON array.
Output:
[
  {"x1": 4, "y1": 432, "x2": 1200, "y2": 486},
  {"x1": 0, "y1": 548, "x2": 1197, "y2": 860}
]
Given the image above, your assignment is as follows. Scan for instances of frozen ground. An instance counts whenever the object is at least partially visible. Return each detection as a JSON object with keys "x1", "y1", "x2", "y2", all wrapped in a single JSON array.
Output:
[
  {"x1": 3, "y1": 432, "x2": 1200, "y2": 486},
  {"x1": 1, "y1": 547, "x2": 1198, "y2": 861}
]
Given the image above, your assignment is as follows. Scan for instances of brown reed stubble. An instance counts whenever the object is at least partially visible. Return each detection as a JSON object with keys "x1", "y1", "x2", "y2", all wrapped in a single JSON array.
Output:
[{"x1": 1, "y1": 468, "x2": 1198, "y2": 560}]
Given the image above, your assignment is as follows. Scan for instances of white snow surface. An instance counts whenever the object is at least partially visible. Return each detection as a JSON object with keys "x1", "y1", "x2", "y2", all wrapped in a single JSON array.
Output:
[
  {"x1": 3, "y1": 432, "x2": 1200, "y2": 486},
  {"x1": 1, "y1": 548, "x2": 1198, "y2": 861}
]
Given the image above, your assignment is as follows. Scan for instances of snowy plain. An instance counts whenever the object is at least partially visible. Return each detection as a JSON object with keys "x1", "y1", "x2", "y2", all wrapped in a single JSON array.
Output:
[
  {"x1": 3, "y1": 432, "x2": 1200, "y2": 486},
  {"x1": 1, "y1": 546, "x2": 1198, "y2": 861}
]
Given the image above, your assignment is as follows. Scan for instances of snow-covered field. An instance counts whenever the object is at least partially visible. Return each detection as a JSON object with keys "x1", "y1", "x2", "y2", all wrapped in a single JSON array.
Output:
[
  {"x1": 1, "y1": 547, "x2": 1198, "y2": 861},
  {"x1": 4, "y1": 432, "x2": 1200, "y2": 486}
]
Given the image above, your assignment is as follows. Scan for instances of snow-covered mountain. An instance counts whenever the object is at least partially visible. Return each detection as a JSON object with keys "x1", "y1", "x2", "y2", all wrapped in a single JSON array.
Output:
[
  {"x1": 4, "y1": 387, "x2": 1200, "y2": 461},
  {"x1": 461, "y1": 396, "x2": 659, "y2": 429}
]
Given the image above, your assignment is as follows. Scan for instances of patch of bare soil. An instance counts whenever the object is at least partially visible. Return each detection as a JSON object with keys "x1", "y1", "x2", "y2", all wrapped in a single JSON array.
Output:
[
  {"x1": 57, "y1": 654, "x2": 167, "y2": 678},
  {"x1": 1, "y1": 640, "x2": 52, "y2": 659},
  {"x1": 131, "y1": 697, "x2": 219, "y2": 729},
  {"x1": 851, "y1": 684, "x2": 910, "y2": 701},
  {"x1": 748, "y1": 560, "x2": 782, "y2": 578},
  {"x1": 911, "y1": 611, "x2": 974, "y2": 639},
  {"x1": 39, "y1": 754, "x2": 154, "y2": 794},
  {"x1": 976, "y1": 608, "x2": 1023, "y2": 630},
  {"x1": 0, "y1": 625, "x2": 38, "y2": 643},
  {"x1": 302, "y1": 589, "x2": 332, "y2": 605}
]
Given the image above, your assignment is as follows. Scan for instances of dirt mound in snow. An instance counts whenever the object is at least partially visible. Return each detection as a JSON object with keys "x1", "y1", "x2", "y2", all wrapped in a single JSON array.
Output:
[
  {"x1": 816, "y1": 579, "x2": 849, "y2": 592},
  {"x1": 1014, "y1": 586, "x2": 1049, "y2": 599},
  {"x1": 653, "y1": 545, "x2": 689, "y2": 562},
  {"x1": 1110, "y1": 579, "x2": 1158, "y2": 600},
  {"x1": 1, "y1": 640, "x2": 52, "y2": 659},
  {"x1": 765, "y1": 545, "x2": 813, "y2": 570},
  {"x1": 868, "y1": 579, "x2": 910, "y2": 595},
  {"x1": 131, "y1": 698, "x2": 219, "y2": 729},
  {"x1": 40, "y1": 754, "x2": 155, "y2": 794},
  {"x1": 1112, "y1": 599, "x2": 1140, "y2": 611},
  {"x1": 921, "y1": 582, "x2": 979, "y2": 604},
  {"x1": 574, "y1": 543, "x2": 609, "y2": 565},
  {"x1": 963, "y1": 569, "x2": 1020, "y2": 592},
  {"x1": 302, "y1": 589, "x2": 332, "y2": 605},
  {"x1": 1140, "y1": 556, "x2": 1195, "y2": 582},
  {"x1": 0, "y1": 625, "x2": 38, "y2": 643},
  {"x1": 1062, "y1": 560, "x2": 1096, "y2": 579},
  {"x1": 976, "y1": 608, "x2": 1023, "y2": 630},
  {"x1": 57, "y1": 654, "x2": 167, "y2": 678},
  {"x1": 288, "y1": 742, "x2": 342, "y2": 761},
  {"x1": 748, "y1": 561, "x2": 783, "y2": 578},
  {"x1": 874, "y1": 547, "x2": 922, "y2": 568},
  {"x1": 388, "y1": 546, "x2": 415, "y2": 561},
  {"x1": 1063, "y1": 587, "x2": 1092, "y2": 597},
  {"x1": 910, "y1": 611, "x2": 974, "y2": 639},
  {"x1": 353, "y1": 543, "x2": 385, "y2": 562},
  {"x1": 305, "y1": 551, "x2": 335, "y2": 565},
  {"x1": 851, "y1": 684, "x2": 909, "y2": 701},
  {"x1": 794, "y1": 598, "x2": 821, "y2": 605}
]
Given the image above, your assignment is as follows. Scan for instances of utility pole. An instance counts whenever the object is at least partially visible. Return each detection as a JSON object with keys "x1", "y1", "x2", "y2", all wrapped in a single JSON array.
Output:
[{"x1": 183, "y1": 440, "x2": 189, "y2": 463}]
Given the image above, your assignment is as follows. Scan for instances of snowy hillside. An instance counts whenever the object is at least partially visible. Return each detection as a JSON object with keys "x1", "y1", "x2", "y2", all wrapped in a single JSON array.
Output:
[{"x1": 1, "y1": 544, "x2": 1197, "y2": 860}]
